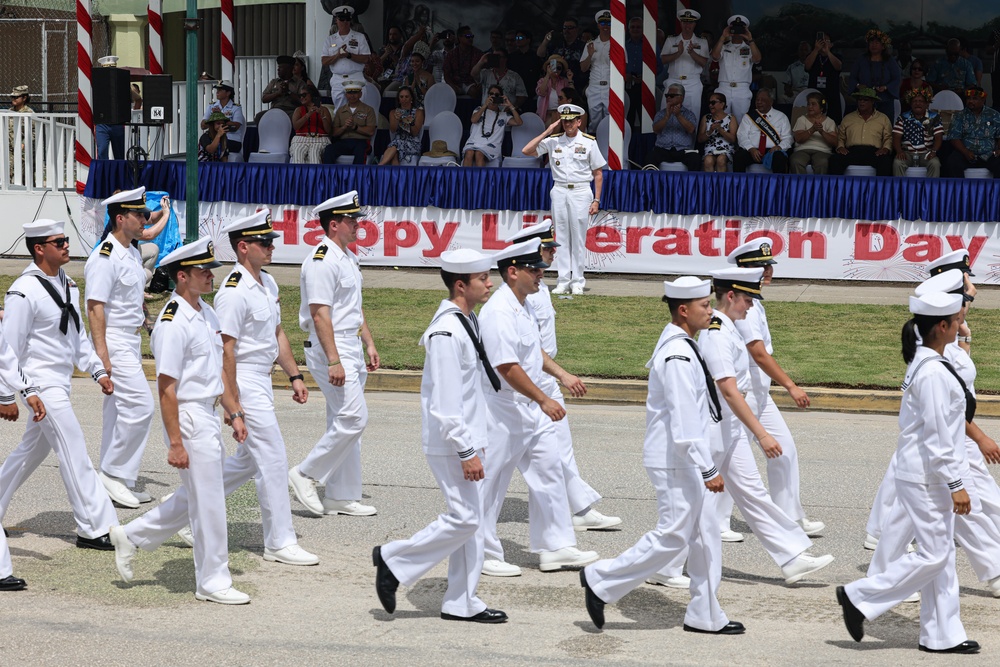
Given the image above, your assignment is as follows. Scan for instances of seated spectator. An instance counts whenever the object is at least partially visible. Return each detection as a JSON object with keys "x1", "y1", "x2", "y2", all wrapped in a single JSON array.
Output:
[
  {"x1": 292, "y1": 53, "x2": 314, "y2": 88},
  {"x1": 471, "y1": 48, "x2": 528, "y2": 108},
  {"x1": 805, "y1": 32, "x2": 844, "y2": 122},
  {"x1": 508, "y1": 30, "x2": 542, "y2": 107},
  {"x1": 899, "y1": 60, "x2": 931, "y2": 112},
  {"x1": 829, "y1": 87, "x2": 893, "y2": 176},
  {"x1": 462, "y1": 85, "x2": 522, "y2": 166},
  {"x1": 379, "y1": 86, "x2": 424, "y2": 165},
  {"x1": 376, "y1": 25, "x2": 405, "y2": 88},
  {"x1": 648, "y1": 84, "x2": 700, "y2": 170},
  {"x1": 399, "y1": 42, "x2": 435, "y2": 104},
  {"x1": 734, "y1": 89, "x2": 791, "y2": 173},
  {"x1": 551, "y1": 86, "x2": 589, "y2": 128},
  {"x1": 486, "y1": 29, "x2": 505, "y2": 55},
  {"x1": 960, "y1": 38, "x2": 984, "y2": 86},
  {"x1": 536, "y1": 55, "x2": 573, "y2": 123},
  {"x1": 927, "y1": 39, "x2": 976, "y2": 95},
  {"x1": 698, "y1": 92, "x2": 738, "y2": 172},
  {"x1": 198, "y1": 112, "x2": 230, "y2": 162},
  {"x1": 790, "y1": 92, "x2": 837, "y2": 174},
  {"x1": 444, "y1": 26, "x2": 483, "y2": 97},
  {"x1": 892, "y1": 88, "x2": 943, "y2": 177},
  {"x1": 945, "y1": 86, "x2": 1000, "y2": 178},
  {"x1": 290, "y1": 85, "x2": 332, "y2": 164},
  {"x1": 259, "y1": 55, "x2": 307, "y2": 122},
  {"x1": 848, "y1": 30, "x2": 900, "y2": 121},
  {"x1": 784, "y1": 41, "x2": 812, "y2": 103},
  {"x1": 201, "y1": 80, "x2": 245, "y2": 155},
  {"x1": 322, "y1": 80, "x2": 377, "y2": 165}
]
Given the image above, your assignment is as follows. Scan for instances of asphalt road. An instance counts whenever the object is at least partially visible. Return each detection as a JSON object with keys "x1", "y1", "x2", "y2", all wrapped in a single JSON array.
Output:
[{"x1": 2, "y1": 382, "x2": 999, "y2": 666}]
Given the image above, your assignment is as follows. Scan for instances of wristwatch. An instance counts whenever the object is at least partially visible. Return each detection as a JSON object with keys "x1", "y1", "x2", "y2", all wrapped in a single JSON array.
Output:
[{"x1": 229, "y1": 411, "x2": 245, "y2": 422}]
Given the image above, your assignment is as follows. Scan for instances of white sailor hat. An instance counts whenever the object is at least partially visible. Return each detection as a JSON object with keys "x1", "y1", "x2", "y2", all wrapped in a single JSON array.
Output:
[
  {"x1": 558, "y1": 103, "x2": 586, "y2": 120},
  {"x1": 915, "y1": 269, "x2": 971, "y2": 302},
  {"x1": 728, "y1": 15, "x2": 750, "y2": 28},
  {"x1": 595, "y1": 9, "x2": 612, "y2": 23},
  {"x1": 677, "y1": 8, "x2": 701, "y2": 22},
  {"x1": 727, "y1": 239, "x2": 776, "y2": 266},
  {"x1": 710, "y1": 266, "x2": 764, "y2": 300},
  {"x1": 441, "y1": 248, "x2": 492, "y2": 274},
  {"x1": 160, "y1": 236, "x2": 222, "y2": 270},
  {"x1": 494, "y1": 237, "x2": 548, "y2": 270},
  {"x1": 505, "y1": 219, "x2": 560, "y2": 247},
  {"x1": 664, "y1": 276, "x2": 711, "y2": 300},
  {"x1": 313, "y1": 190, "x2": 362, "y2": 218},
  {"x1": 926, "y1": 249, "x2": 973, "y2": 276},
  {"x1": 97, "y1": 55, "x2": 119, "y2": 67},
  {"x1": 909, "y1": 292, "x2": 962, "y2": 316},
  {"x1": 22, "y1": 219, "x2": 65, "y2": 239},
  {"x1": 332, "y1": 4, "x2": 354, "y2": 18},
  {"x1": 102, "y1": 186, "x2": 149, "y2": 213},
  {"x1": 343, "y1": 80, "x2": 365, "y2": 92},
  {"x1": 221, "y1": 209, "x2": 280, "y2": 240}
]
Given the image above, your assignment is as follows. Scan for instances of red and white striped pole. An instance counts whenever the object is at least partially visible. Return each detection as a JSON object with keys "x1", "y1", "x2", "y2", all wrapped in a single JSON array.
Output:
[
  {"x1": 607, "y1": 0, "x2": 627, "y2": 170},
  {"x1": 220, "y1": 0, "x2": 235, "y2": 83},
  {"x1": 147, "y1": 0, "x2": 163, "y2": 74},
  {"x1": 75, "y1": 0, "x2": 94, "y2": 193},
  {"x1": 640, "y1": 0, "x2": 658, "y2": 133}
]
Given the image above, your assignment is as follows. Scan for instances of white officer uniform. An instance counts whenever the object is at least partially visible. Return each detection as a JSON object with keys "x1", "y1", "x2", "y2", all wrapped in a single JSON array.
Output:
[
  {"x1": 381, "y1": 249, "x2": 495, "y2": 618},
  {"x1": 662, "y1": 10, "x2": 709, "y2": 117},
  {"x1": 584, "y1": 277, "x2": 730, "y2": 632},
  {"x1": 294, "y1": 191, "x2": 372, "y2": 512},
  {"x1": 86, "y1": 188, "x2": 155, "y2": 504},
  {"x1": 845, "y1": 292, "x2": 971, "y2": 652},
  {"x1": 580, "y1": 11, "x2": 612, "y2": 133},
  {"x1": 202, "y1": 83, "x2": 246, "y2": 146},
  {"x1": 535, "y1": 104, "x2": 607, "y2": 294},
  {"x1": 715, "y1": 16, "x2": 755, "y2": 121},
  {"x1": 323, "y1": 6, "x2": 370, "y2": 111},
  {"x1": 0, "y1": 219, "x2": 119, "y2": 542},
  {"x1": 120, "y1": 238, "x2": 239, "y2": 598}
]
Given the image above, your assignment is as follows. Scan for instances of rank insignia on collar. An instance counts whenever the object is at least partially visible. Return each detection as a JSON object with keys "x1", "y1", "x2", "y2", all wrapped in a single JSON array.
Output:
[
  {"x1": 160, "y1": 300, "x2": 178, "y2": 322},
  {"x1": 100, "y1": 241, "x2": 113, "y2": 257},
  {"x1": 313, "y1": 244, "x2": 328, "y2": 261},
  {"x1": 224, "y1": 272, "x2": 242, "y2": 288},
  {"x1": 707, "y1": 315, "x2": 722, "y2": 331}
]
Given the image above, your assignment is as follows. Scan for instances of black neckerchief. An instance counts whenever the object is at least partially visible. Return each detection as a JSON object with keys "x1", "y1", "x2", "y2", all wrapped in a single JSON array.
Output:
[
  {"x1": 452, "y1": 311, "x2": 502, "y2": 392},
  {"x1": 682, "y1": 338, "x2": 722, "y2": 423},
  {"x1": 33, "y1": 274, "x2": 80, "y2": 335}
]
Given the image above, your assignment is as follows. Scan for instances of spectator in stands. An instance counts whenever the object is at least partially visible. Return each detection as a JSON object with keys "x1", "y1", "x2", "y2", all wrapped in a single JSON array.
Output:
[
  {"x1": 428, "y1": 29, "x2": 456, "y2": 84},
  {"x1": 959, "y1": 39, "x2": 983, "y2": 86},
  {"x1": 895, "y1": 41, "x2": 914, "y2": 77},
  {"x1": 363, "y1": 33, "x2": 385, "y2": 84},
  {"x1": 322, "y1": 80, "x2": 376, "y2": 165},
  {"x1": 201, "y1": 80, "x2": 245, "y2": 157},
  {"x1": 198, "y1": 112, "x2": 230, "y2": 162},
  {"x1": 892, "y1": 88, "x2": 943, "y2": 177},
  {"x1": 944, "y1": 86, "x2": 1000, "y2": 178},
  {"x1": 537, "y1": 17, "x2": 586, "y2": 86},
  {"x1": 377, "y1": 25, "x2": 406, "y2": 88},
  {"x1": 260, "y1": 55, "x2": 306, "y2": 122},
  {"x1": 462, "y1": 85, "x2": 522, "y2": 167},
  {"x1": 536, "y1": 55, "x2": 573, "y2": 123},
  {"x1": 784, "y1": 41, "x2": 812, "y2": 103},
  {"x1": 321, "y1": 5, "x2": 370, "y2": 111},
  {"x1": 580, "y1": 9, "x2": 614, "y2": 132},
  {"x1": 508, "y1": 30, "x2": 542, "y2": 108},
  {"x1": 471, "y1": 48, "x2": 528, "y2": 109},
  {"x1": 790, "y1": 91, "x2": 837, "y2": 174},
  {"x1": 485, "y1": 30, "x2": 504, "y2": 55},
  {"x1": 385, "y1": 25, "x2": 427, "y2": 93},
  {"x1": 505, "y1": 30, "x2": 517, "y2": 53},
  {"x1": 379, "y1": 86, "x2": 424, "y2": 166},
  {"x1": 8, "y1": 84, "x2": 33, "y2": 179},
  {"x1": 662, "y1": 9, "x2": 710, "y2": 118},
  {"x1": 829, "y1": 87, "x2": 893, "y2": 176},
  {"x1": 551, "y1": 87, "x2": 589, "y2": 128},
  {"x1": 290, "y1": 85, "x2": 333, "y2": 164},
  {"x1": 293, "y1": 53, "x2": 313, "y2": 86},
  {"x1": 399, "y1": 42, "x2": 435, "y2": 104},
  {"x1": 625, "y1": 17, "x2": 644, "y2": 127},
  {"x1": 805, "y1": 32, "x2": 843, "y2": 122},
  {"x1": 899, "y1": 60, "x2": 932, "y2": 112},
  {"x1": 648, "y1": 84, "x2": 700, "y2": 170},
  {"x1": 444, "y1": 26, "x2": 483, "y2": 98},
  {"x1": 734, "y1": 89, "x2": 790, "y2": 173},
  {"x1": 927, "y1": 39, "x2": 976, "y2": 95},
  {"x1": 698, "y1": 92, "x2": 738, "y2": 172},
  {"x1": 848, "y1": 30, "x2": 900, "y2": 121},
  {"x1": 711, "y1": 14, "x2": 760, "y2": 122}
]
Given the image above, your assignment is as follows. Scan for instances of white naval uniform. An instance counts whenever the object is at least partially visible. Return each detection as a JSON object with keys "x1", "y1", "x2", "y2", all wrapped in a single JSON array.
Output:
[
  {"x1": 322, "y1": 29, "x2": 370, "y2": 110},
  {"x1": 478, "y1": 282, "x2": 576, "y2": 558},
  {"x1": 296, "y1": 239, "x2": 368, "y2": 502},
  {"x1": 662, "y1": 35, "x2": 709, "y2": 117},
  {"x1": 381, "y1": 300, "x2": 489, "y2": 618},
  {"x1": 84, "y1": 234, "x2": 155, "y2": 488},
  {"x1": 0, "y1": 265, "x2": 118, "y2": 539},
  {"x1": 580, "y1": 37, "x2": 611, "y2": 133},
  {"x1": 715, "y1": 40, "x2": 754, "y2": 121},
  {"x1": 585, "y1": 324, "x2": 728, "y2": 631},
  {"x1": 698, "y1": 310, "x2": 812, "y2": 568},
  {"x1": 845, "y1": 347, "x2": 969, "y2": 651},
  {"x1": 211, "y1": 265, "x2": 298, "y2": 552},
  {"x1": 535, "y1": 133, "x2": 607, "y2": 291},
  {"x1": 124, "y1": 294, "x2": 233, "y2": 596},
  {"x1": 527, "y1": 283, "x2": 601, "y2": 513}
]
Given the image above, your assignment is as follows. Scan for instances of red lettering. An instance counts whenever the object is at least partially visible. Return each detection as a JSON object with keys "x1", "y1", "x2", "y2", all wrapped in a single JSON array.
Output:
[
  {"x1": 383, "y1": 220, "x2": 419, "y2": 257},
  {"x1": 651, "y1": 228, "x2": 691, "y2": 255},
  {"x1": 482, "y1": 213, "x2": 509, "y2": 250},
  {"x1": 303, "y1": 219, "x2": 325, "y2": 246},
  {"x1": 945, "y1": 235, "x2": 987, "y2": 268},
  {"x1": 788, "y1": 231, "x2": 827, "y2": 259},
  {"x1": 854, "y1": 223, "x2": 900, "y2": 261},
  {"x1": 695, "y1": 221, "x2": 720, "y2": 256},
  {"x1": 745, "y1": 230, "x2": 784, "y2": 257},
  {"x1": 724, "y1": 219, "x2": 741, "y2": 256},
  {"x1": 521, "y1": 213, "x2": 539, "y2": 226},
  {"x1": 272, "y1": 209, "x2": 299, "y2": 245},
  {"x1": 587, "y1": 225, "x2": 621, "y2": 253},
  {"x1": 421, "y1": 221, "x2": 459, "y2": 258},
  {"x1": 625, "y1": 227, "x2": 653, "y2": 253},
  {"x1": 354, "y1": 219, "x2": 379, "y2": 248},
  {"x1": 902, "y1": 234, "x2": 941, "y2": 262}
]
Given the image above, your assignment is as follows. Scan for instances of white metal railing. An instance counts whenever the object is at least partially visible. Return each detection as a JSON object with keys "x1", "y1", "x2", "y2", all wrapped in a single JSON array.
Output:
[{"x1": 1, "y1": 112, "x2": 78, "y2": 192}]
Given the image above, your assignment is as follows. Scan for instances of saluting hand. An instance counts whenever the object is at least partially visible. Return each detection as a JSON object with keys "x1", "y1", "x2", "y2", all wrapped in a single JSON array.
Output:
[{"x1": 547, "y1": 118, "x2": 562, "y2": 134}]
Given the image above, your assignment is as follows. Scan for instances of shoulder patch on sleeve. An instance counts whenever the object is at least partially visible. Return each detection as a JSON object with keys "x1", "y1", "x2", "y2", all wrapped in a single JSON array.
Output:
[
  {"x1": 313, "y1": 244, "x2": 328, "y2": 261},
  {"x1": 4, "y1": 290, "x2": 25, "y2": 299},
  {"x1": 428, "y1": 331, "x2": 453, "y2": 338},
  {"x1": 224, "y1": 272, "x2": 242, "y2": 288},
  {"x1": 160, "y1": 300, "x2": 179, "y2": 322},
  {"x1": 581, "y1": 132, "x2": 596, "y2": 140},
  {"x1": 99, "y1": 241, "x2": 114, "y2": 257},
  {"x1": 707, "y1": 316, "x2": 722, "y2": 331},
  {"x1": 664, "y1": 355, "x2": 690, "y2": 363}
]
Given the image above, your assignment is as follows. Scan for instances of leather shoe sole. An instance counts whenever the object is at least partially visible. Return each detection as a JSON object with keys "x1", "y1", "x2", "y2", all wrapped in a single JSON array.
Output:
[
  {"x1": 373, "y1": 546, "x2": 399, "y2": 614},
  {"x1": 683, "y1": 621, "x2": 746, "y2": 635},
  {"x1": 919, "y1": 640, "x2": 980, "y2": 654},
  {"x1": 836, "y1": 585, "x2": 865, "y2": 642},
  {"x1": 441, "y1": 609, "x2": 508, "y2": 623},
  {"x1": 0, "y1": 575, "x2": 27, "y2": 591},
  {"x1": 76, "y1": 533, "x2": 114, "y2": 551},
  {"x1": 580, "y1": 569, "x2": 605, "y2": 629}
]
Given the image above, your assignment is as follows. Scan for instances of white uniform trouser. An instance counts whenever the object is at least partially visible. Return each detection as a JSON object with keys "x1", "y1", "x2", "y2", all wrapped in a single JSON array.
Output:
[
  {"x1": 328, "y1": 75, "x2": 356, "y2": 113},
  {"x1": 298, "y1": 335, "x2": 368, "y2": 501},
  {"x1": 220, "y1": 366, "x2": 297, "y2": 551},
  {"x1": 0, "y1": 527, "x2": 11, "y2": 578},
  {"x1": 382, "y1": 452, "x2": 486, "y2": 618},
  {"x1": 549, "y1": 184, "x2": 592, "y2": 290},
  {"x1": 100, "y1": 328, "x2": 155, "y2": 486},
  {"x1": 586, "y1": 82, "x2": 609, "y2": 133},
  {"x1": 479, "y1": 393, "x2": 576, "y2": 558},
  {"x1": 0, "y1": 386, "x2": 119, "y2": 539},
  {"x1": 746, "y1": 367, "x2": 805, "y2": 521},
  {"x1": 588, "y1": 468, "x2": 727, "y2": 632},
  {"x1": 667, "y1": 78, "x2": 704, "y2": 118},
  {"x1": 539, "y1": 373, "x2": 601, "y2": 514},
  {"x1": 846, "y1": 481, "x2": 967, "y2": 651},
  {"x1": 716, "y1": 83, "x2": 752, "y2": 122},
  {"x1": 125, "y1": 400, "x2": 232, "y2": 596}
]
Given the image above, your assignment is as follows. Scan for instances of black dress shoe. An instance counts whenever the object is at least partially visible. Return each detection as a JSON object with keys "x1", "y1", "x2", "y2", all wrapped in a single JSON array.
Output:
[
  {"x1": 372, "y1": 546, "x2": 398, "y2": 614},
  {"x1": 76, "y1": 533, "x2": 114, "y2": 551},
  {"x1": 0, "y1": 575, "x2": 26, "y2": 591},
  {"x1": 580, "y1": 569, "x2": 605, "y2": 629},
  {"x1": 919, "y1": 640, "x2": 980, "y2": 654},
  {"x1": 3, "y1": 527, "x2": 8, "y2": 537},
  {"x1": 683, "y1": 621, "x2": 745, "y2": 635},
  {"x1": 441, "y1": 608, "x2": 508, "y2": 623},
  {"x1": 836, "y1": 585, "x2": 865, "y2": 642}
]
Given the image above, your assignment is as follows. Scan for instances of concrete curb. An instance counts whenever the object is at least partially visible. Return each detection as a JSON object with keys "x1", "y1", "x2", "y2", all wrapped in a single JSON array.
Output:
[{"x1": 78, "y1": 361, "x2": 1000, "y2": 417}]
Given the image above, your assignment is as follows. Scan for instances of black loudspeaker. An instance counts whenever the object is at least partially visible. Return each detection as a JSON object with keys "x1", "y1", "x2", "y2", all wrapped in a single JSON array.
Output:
[
  {"x1": 142, "y1": 74, "x2": 174, "y2": 125},
  {"x1": 92, "y1": 67, "x2": 131, "y2": 125}
]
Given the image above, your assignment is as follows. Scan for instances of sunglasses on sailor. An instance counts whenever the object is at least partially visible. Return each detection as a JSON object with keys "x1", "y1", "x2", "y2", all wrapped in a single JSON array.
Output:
[{"x1": 40, "y1": 237, "x2": 70, "y2": 248}]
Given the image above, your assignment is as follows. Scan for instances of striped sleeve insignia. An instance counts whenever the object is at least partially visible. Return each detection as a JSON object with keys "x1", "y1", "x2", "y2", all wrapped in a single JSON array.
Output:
[
  {"x1": 224, "y1": 272, "x2": 241, "y2": 288},
  {"x1": 313, "y1": 244, "x2": 328, "y2": 261},
  {"x1": 99, "y1": 241, "x2": 114, "y2": 257},
  {"x1": 707, "y1": 316, "x2": 722, "y2": 331},
  {"x1": 160, "y1": 300, "x2": 179, "y2": 322}
]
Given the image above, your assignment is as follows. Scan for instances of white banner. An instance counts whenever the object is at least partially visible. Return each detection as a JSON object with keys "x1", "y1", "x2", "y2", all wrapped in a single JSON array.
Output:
[{"x1": 79, "y1": 198, "x2": 1000, "y2": 282}]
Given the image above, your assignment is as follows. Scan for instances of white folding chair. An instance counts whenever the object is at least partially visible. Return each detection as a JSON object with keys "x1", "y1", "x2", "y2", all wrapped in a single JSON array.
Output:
[
  {"x1": 422, "y1": 83, "x2": 457, "y2": 135},
  {"x1": 501, "y1": 112, "x2": 545, "y2": 169},
  {"x1": 418, "y1": 111, "x2": 463, "y2": 167},
  {"x1": 248, "y1": 109, "x2": 292, "y2": 163},
  {"x1": 929, "y1": 90, "x2": 964, "y2": 112}
]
